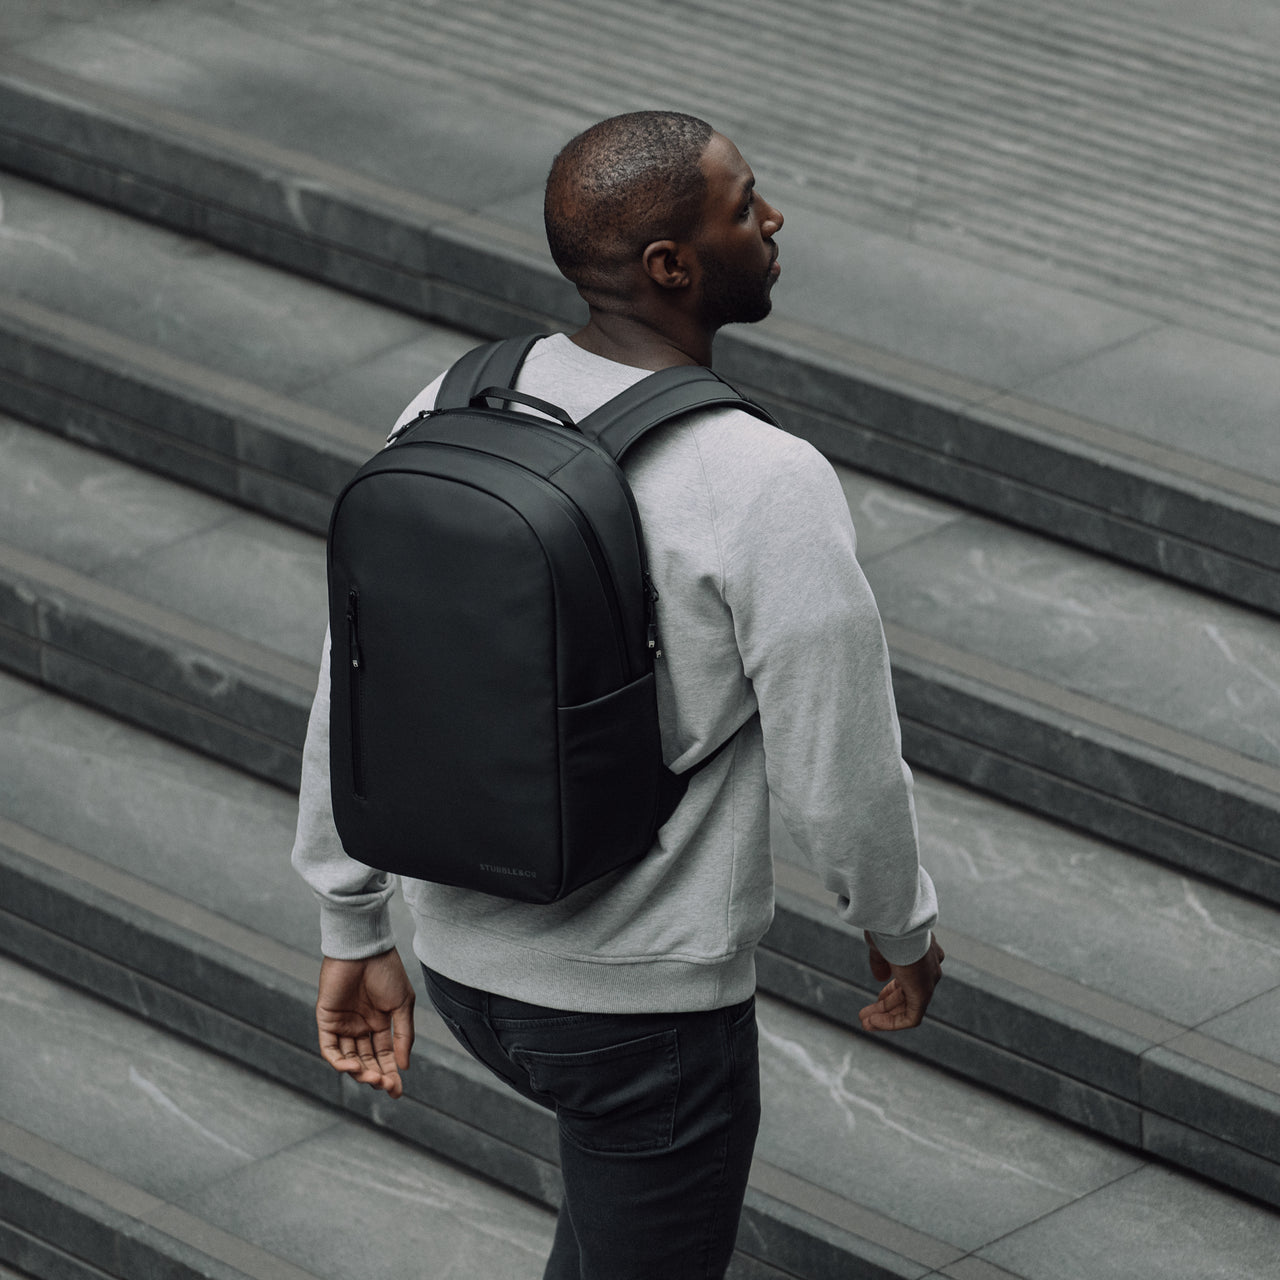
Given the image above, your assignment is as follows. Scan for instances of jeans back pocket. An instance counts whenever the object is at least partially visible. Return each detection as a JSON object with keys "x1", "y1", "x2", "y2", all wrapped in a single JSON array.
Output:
[{"x1": 513, "y1": 1029, "x2": 681, "y2": 1154}]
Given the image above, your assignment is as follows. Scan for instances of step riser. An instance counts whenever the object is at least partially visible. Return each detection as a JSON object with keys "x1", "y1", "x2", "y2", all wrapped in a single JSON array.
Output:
[
  {"x1": 5, "y1": 315, "x2": 1277, "y2": 901},
  {"x1": 0, "y1": 1218, "x2": 126, "y2": 1280},
  {"x1": 0, "y1": 314, "x2": 363, "y2": 537},
  {"x1": 0, "y1": 79, "x2": 576, "y2": 338},
  {"x1": 5, "y1": 820, "x2": 1277, "y2": 1209},
  {"x1": 0, "y1": 1166, "x2": 247, "y2": 1280},
  {"x1": 2, "y1": 69, "x2": 1276, "y2": 616},
  {"x1": 7, "y1": 311, "x2": 1277, "y2": 625},
  {"x1": 7, "y1": 308, "x2": 1275, "y2": 895},
  {"x1": 0, "y1": 599, "x2": 305, "y2": 793},
  {"x1": 0, "y1": 907, "x2": 910, "y2": 1280},
  {"x1": 746, "y1": 389, "x2": 1280, "y2": 618},
  {"x1": 4, "y1": 549, "x2": 1274, "y2": 904},
  {"x1": 760, "y1": 898, "x2": 1280, "y2": 1193},
  {"x1": 899, "y1": 710, "x2": 1280, "y2": 906}
]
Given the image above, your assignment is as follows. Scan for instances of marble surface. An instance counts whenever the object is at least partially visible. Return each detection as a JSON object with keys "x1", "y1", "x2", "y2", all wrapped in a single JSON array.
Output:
[
  {"x1": 0, "y1": 680, "x2": 321, "y2": 955},
  {"x1": 13, "y1": 5, "x2": 575, "y2": 210},
  {"x1": 94, "y1": 509, "x2": 328, "y2": 666},
  {"x1": 0, "y1": 668, "x2": 41, "y2": 715},
  {"x1": 1019, "y1": 324, "x2": 1280, "y2": 485},
  {"x1": 291, "y1": 327, "x2": 480, "y2": 437},
  {"x1": 0, "y1": 954, "x2": 554, "y2": 1279},
  {"x1": 907, "y1": 773, "x2": 1280, "y2": 1028},
  {"x1": 1199, "y1": 987, "x2": 1280, "y2": 1066},
  {"x1": 0, "y1": 0, "x2": 144, "y2": 48},
  {"x1": 0, "y1": 172, "x2": 427, "y2": 396},
  {"x1": 0, "y1": 415, "x2": 230, "y2": 574},
  {"x1": 754, "y1": 995, "x2": 1142, "y2": 1251},
  {"x1": 863, "y1": 512, "x2": 1280, "y2": 769},
  {"x1": 979, "y1": 1164, "x2": 1280, "y2": 1280},
  {"x1": 770, "y1": 205, "x2": 1158, "y2": 392},
  {"x1": 0, "y1": 955, "x2": 336, "y2": 1198},
  {"x1": 0, "y1": 416, "x2": 328, "y2": 663},
  {"x1": 181, "y1": 1118, "x2": 553, "y2": 1280},
  {"x1": 833, "y1": 465, "x2": 963, "y2": 565}
]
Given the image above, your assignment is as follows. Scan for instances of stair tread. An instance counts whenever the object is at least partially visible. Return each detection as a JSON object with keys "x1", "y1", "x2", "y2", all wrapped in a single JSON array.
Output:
[
  {"x1": 6, "y1": 897, "x2": 1278, "y2": 1280},
  {"x1": 0, "y1": 170, "x2": 476, "y2": 437},
  {"x1": 4, "y1": 164, "x2": 1280, "y2": 789},
  {"x1": 0, "y1": 956, "x2": 555, "y2": 1280},
  {"x1": 0, "y1": 234, "x2": 1277, "y2": 1055},
  {"x1": 3, "y1": 6, "x2": 1279, "y2": 541},
  {"x1": 3, "y1": 632, "x2": 1278, "y2": 1088},
  {"x1": 3, "y1": 0, "x2": 1279, "y2": 1268}
]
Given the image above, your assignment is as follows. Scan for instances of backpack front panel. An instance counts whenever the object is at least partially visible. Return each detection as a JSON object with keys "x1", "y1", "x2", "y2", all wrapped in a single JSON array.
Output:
[
  {"x1": 330, "y1": 465, "x2": 562, "y2": 893},
  {"x1": 328, "y1": 443, "x2": 642, "y2": 899}
]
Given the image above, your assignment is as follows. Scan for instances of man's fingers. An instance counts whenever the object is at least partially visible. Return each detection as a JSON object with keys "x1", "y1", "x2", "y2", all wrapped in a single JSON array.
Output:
[
  {"x1": 861, "y1": 1007, "x2": 922, "y2": 1032},
  {"x1": 327, "y1": 1037, "x2": 400, "y2": 1093},
  {"x1": 859, "y1": 975, "x2": 930, "y2": 1032},
  {"x1": 392, "y1": 1002, "x2": 416, "y2": 1071},
  {"x1": 319, "y1": 1040, "x2": 361, "y2": 1073}
]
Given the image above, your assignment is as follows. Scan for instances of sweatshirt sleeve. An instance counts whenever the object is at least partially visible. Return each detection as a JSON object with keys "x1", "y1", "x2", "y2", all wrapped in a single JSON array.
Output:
[
  {"x1": 715, "y1": 430, "x2": 937, "y2": 965},
  {"x1": 290, "y1": 644, "x2": 398, "y2": 959},
  {"x1": 290, "y1": 378, "x2": 451, "y2": 956}
]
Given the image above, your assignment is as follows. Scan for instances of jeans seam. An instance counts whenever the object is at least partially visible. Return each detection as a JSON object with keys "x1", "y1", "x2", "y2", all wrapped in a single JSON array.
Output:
[{"x1": 698, "y1": 1005, "x2": 735, "y2": 1280}]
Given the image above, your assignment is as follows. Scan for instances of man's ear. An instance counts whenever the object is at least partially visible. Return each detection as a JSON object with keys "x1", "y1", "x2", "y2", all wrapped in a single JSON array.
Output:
[{"x1": 642, "y1": 240, "x2": 692, "y2": 290}]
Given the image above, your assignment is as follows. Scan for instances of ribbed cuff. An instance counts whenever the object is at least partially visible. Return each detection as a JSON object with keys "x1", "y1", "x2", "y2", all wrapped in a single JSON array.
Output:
[
  {"x1": 869, "y1": 925, "x2": 932, "y2": 967},
  {"x1": 318, "y1": 900, "x2": 395, "y2": 960}
]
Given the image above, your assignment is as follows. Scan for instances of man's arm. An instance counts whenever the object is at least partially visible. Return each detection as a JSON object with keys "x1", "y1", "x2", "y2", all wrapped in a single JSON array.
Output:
[
  {"x1": 716, "y1": 427, "x2": 941, "y2": 1022},
  {"x1": 292, "y1": 635, "x2": 412, "y2": 1090}
]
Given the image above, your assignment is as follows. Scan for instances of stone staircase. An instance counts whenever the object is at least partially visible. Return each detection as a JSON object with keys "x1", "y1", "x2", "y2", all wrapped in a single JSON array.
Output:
[{"x1": 1, "y1": 3, "x2": 1278, "y2": 1277}]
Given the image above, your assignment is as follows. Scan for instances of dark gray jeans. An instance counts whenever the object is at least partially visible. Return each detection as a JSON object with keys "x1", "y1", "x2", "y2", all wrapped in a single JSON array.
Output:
[{"x1": 422, "y1": 966, "x2": 761, "y2": 1280}]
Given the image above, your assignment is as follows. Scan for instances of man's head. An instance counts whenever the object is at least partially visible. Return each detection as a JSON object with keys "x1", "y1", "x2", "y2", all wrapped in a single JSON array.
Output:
[
  {"x1": 545, "y1": 112, "x2": 783, "y2": 331},
  {"x1": 545, "y1": 111, "x2": 714, "y2": 297}
]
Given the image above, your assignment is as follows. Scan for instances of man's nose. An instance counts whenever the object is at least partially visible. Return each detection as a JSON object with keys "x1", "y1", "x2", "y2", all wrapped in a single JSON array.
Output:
[{"x1": 761, "y1": 200, "x2": 783, "y2": 236}]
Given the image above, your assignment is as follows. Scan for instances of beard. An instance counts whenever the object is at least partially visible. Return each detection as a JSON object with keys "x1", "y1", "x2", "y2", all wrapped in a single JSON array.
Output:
[{"x1": 698, "y1": 248, "x2": 776, "y2": 329}]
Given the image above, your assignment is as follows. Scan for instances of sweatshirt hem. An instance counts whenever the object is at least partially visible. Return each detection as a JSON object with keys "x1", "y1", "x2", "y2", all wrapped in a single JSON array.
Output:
[{"x1": 412, "y1": 920, "x2": 758, "y2": 1014}]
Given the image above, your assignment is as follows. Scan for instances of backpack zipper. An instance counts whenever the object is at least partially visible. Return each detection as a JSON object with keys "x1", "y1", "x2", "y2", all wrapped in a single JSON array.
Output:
[
  {"x1": 644, "y1": 573, "x2": 662, "y2": 658},
  {"x1": 346, "y1": 588, "x2": 366, "y2": 799}
]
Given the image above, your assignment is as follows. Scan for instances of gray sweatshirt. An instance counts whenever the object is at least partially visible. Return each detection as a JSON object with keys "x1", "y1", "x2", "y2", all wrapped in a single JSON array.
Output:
[{"x1": 292, "y1": 334, "x2": 937, "y2": 1012}]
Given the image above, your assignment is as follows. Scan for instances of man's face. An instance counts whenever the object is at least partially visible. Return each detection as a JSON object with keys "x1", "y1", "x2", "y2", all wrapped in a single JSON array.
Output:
[{"x1": 693, "y1": 133, "x2": 784, "y2": 329}]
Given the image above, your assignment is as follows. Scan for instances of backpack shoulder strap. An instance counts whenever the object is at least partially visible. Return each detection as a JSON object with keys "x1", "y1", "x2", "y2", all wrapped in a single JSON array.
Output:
[
  {"x1": 435, "y1": 333, "x2": 547, "y2": 409},
  {"x1": 579, "y1": 366, "x2": 780, "y2": 462}
]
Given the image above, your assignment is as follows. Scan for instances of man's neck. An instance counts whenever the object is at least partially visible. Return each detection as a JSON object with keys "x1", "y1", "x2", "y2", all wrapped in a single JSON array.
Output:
[{"x1": 569, "y1": 312, "x2": 713, "y2": 371}]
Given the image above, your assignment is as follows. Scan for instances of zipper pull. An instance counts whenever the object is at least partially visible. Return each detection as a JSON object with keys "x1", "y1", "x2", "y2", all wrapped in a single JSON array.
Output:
[
  {"x1": 346, "y1": 590, "x2": 363, "y2": 670},
  {"x1": 643, "y1": 573, "x2": 662, "y2": 658},
  {"x1": 386, "y1": 408, "x2": 433, "y2": 445}
]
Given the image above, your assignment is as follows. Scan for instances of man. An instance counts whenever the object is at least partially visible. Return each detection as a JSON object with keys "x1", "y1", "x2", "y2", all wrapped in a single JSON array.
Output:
[{"x1": 292, "y1": 111, "x2": 942, "y2": 1280}]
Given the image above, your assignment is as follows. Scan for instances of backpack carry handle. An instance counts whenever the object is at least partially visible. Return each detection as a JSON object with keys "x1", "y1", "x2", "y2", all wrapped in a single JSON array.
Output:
[{"x1": 471, "y1": 386, "x2": 579, "y2": 431}]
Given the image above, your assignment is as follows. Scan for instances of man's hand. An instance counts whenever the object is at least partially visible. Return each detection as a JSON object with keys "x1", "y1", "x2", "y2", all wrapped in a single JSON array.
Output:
[
  {"x1": 315, "y1": 948, "x2": 415, "y2": 1099},
  {"x1": 858, "y1": 932, "x2": 945, "y2": 1033}
]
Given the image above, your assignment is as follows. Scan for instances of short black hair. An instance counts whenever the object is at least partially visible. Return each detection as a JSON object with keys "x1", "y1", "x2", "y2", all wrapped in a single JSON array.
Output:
[{"x1": 544, "y1": 111, "x2": 714, "y2": 294}]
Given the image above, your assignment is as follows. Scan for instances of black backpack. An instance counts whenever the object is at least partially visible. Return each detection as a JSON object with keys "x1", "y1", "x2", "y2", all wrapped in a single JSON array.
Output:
[{"x1": 326, "y1": 334, "x2": 779, "y2": 902}]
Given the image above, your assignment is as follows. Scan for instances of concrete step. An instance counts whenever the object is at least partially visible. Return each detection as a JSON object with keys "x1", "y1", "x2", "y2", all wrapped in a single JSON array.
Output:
[
  {"x1": 0, "y1": 166, "x2": 1277, "y2": 1197},
  {"x1": 1, "y1": 173, "x2": 1277, "y2": 904},
  {"x1": 2, "y1": 703, "x2": 1278, "y2": 1280},
  {"x1": 0, "y1": 954, "x2": 558, "y2": 1280},
  {"x1": 0, "y1": 32, "x2": 1278, "y2": 616},
  {"x1": 4, "y1": 3, "x2": 1278, "y2": 1273},
  {"x1": 2, "y1": 541, "x2": 1278, "y2": 1216}
]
